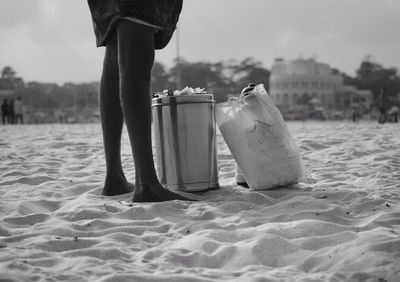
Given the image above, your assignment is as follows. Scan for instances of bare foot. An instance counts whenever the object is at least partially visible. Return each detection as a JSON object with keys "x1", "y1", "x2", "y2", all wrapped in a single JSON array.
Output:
[
  {"x1": 132, "y1": 182, "x2": 196, "y2": 202},
  {"x1": 102, "y1": 174, "x2": 134, "y2": 196}
]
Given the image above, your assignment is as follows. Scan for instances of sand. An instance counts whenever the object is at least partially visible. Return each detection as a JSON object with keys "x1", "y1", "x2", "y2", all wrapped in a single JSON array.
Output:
[{"x1": 0, "y1": 122, "x2": 399, "y2": 282}]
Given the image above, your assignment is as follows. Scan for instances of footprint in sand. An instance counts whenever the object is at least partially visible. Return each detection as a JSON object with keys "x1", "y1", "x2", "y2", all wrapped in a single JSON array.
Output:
[
  {"x1": 17, "y1": 200, "x2": 63, "y2": 215},
  {"x1": 3, "y1": 213, "x2": 51, "y2": 226},
  {"x1": 0, "y1": 176, "x2": 56, "y2": 186}
]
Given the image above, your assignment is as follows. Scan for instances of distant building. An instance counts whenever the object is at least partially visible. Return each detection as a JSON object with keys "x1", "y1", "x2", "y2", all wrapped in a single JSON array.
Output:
[
  {"x1": 337, "y1": 86, "x2": 373, "y2": 112},
  {"x1": 269, "y1": 58, "x2": 373, "y2": 117}
]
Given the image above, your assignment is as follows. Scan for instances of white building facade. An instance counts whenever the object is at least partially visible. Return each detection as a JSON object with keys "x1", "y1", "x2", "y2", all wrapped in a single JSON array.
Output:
[{"x1": 269, "y1": 58, "x2": 373, "y2": 116}]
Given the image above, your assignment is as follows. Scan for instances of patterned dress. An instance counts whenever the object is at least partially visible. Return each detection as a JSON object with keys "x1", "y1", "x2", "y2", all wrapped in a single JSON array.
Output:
[{"x1": 87, "y1": 0, "x2": 183, "y2": 49}]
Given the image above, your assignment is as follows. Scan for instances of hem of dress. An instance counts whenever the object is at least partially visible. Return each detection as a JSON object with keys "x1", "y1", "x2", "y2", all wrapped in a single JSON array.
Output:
[
  {"x1": 96, "y1": 16, "x2": 122, "y2": 47},
  {"x1": 95, "y1": 16, "x2": 165, "y2": 48},
  {"x1": 122, "y1": 17, "x2": 163, "y2": 30}
]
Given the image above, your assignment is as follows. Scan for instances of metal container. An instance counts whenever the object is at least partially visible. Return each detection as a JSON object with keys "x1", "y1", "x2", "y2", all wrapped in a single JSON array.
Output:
[{"x1": 152, "y1": 93, "x2": 219, "y2": 192}]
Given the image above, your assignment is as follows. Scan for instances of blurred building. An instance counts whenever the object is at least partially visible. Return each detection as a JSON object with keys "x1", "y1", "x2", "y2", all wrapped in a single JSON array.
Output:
[
  {"x1": 337, "y1": 86, "x2": 373, "y2": 112},
  {"x1": 269, "y1": 58, "x2": 373, "y2": 119}
]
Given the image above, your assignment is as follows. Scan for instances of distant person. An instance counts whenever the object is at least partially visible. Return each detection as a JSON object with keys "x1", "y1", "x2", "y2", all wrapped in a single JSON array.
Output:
[
  {"x1": 352, "y1": 111, "x2": 356, "y2": 122},
  {"x1": 1, "y1": 99, "x2": 9, "y2": 125},
  {"x1": 87, "y1": 0, "x2": 191, "y2": 202},
  {"x1": 377, "y1": 88, "x2": 388, "y2": 124},
  {"x1": 352, "y1": 109, "x2": 359, "y2": 122},
  {"x1": 8, "y1": 99, "x2": 15, "y2": 124},
  {"x1": 388, "y1": 105, "x2": 399, "y2": 123},
  {"x1": 14, "y1": 96, "x2": 24, "y2": 124}
]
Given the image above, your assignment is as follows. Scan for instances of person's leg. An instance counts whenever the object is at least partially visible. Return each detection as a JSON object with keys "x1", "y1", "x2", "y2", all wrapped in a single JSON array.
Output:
[
  {"x1": 117, "y1": 20, "x2": 190, "y2": 202},
  {"x1": 100, "y1": 31, "x2": 134, "y2": 196}
]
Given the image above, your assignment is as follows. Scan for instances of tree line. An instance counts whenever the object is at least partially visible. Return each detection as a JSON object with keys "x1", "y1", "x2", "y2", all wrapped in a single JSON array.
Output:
[
  {"x1": 1, "y1": 55, "x2": 399, "y2": 112},
  {"x1": 0, "y1": 57, "x2": 271, "y2": 111},
  {"x1": 0, "y1": 68, "x2": 99, "y2": 111},
  {"x1": 333, "y1": 55, "x2": 400, "y2": 103},
  {"x1": 151, "y1": 57, "x2": 271, "y2": 102}
]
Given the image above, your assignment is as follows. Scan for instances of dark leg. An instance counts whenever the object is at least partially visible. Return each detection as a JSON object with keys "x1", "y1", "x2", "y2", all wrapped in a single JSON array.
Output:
[
  {"x1": 100, "y1": 32, "x2": 134, "y2": 196},
  {"x1": 116, "y1": 20, "x2": 191, "y2": 202}
]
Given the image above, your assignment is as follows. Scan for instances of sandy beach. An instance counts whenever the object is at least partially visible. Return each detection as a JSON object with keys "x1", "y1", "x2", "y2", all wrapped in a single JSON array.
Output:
[{"x1": 0, "y1": 122, "x2": 399, "y2": 282}]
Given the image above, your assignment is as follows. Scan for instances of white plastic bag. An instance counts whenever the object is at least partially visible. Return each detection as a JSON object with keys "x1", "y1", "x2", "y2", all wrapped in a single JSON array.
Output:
[{"x1": 216, "y1": 84, "x2": 304, "y2": 190}]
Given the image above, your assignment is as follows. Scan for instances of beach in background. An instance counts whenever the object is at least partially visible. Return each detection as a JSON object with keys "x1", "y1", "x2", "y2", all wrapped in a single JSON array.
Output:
[{"x1": 0, "y1": 122, "x2": 399, "y2": 281}]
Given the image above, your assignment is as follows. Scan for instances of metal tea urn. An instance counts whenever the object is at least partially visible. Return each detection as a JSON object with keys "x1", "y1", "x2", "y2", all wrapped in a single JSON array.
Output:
[{"x1": 152, "y1": 90, "x2": 219, "y2": 192}]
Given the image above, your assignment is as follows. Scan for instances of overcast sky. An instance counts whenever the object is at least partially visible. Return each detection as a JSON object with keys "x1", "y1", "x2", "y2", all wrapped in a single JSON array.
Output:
[{"x1": 0, "y1": 0, "x2": 399, "y2": 84}]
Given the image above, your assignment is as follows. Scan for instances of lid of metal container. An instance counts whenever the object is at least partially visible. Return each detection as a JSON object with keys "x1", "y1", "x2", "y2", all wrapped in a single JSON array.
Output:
[{"x1": 152, "y1": 93, "x2": 215, "y2": 106}]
